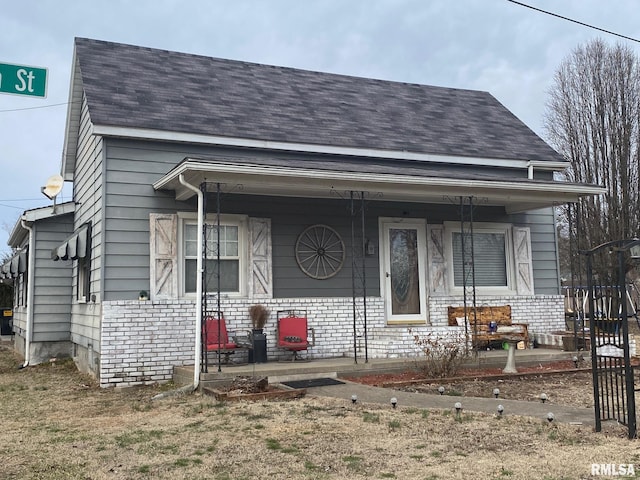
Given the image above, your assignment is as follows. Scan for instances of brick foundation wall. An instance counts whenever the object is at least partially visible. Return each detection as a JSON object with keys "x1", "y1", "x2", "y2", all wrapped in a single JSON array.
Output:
[
  {"x1": 100, "y1": 300, "x2": 195, "y2": 387},
  {"x1": 99, "y1": 294, "x2": 565, "y2": 387},
  {"x1": 99, "y1": 297, "x2": 386, "y2": 387}
]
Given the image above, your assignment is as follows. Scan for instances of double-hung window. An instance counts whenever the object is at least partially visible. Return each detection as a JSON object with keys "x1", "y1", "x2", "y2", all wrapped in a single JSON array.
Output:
[
  {"x1": 446, "y1": 223, "x2": 514, "y2": 293},
  {"x1": 183, "y1": 215, "x2": 246, "y2": 296},
  {"x1": 77, "y1": 256, "x2": 90, "y2": 302},
  {"x1": 15, "y1": 273, "x2": 27, "y2": 307}
]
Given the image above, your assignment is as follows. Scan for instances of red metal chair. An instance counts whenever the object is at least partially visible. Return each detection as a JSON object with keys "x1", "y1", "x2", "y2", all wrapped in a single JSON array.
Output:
[
  {"x1": 277, "y1": 310, "x2": 315, "y2": 361},
  {"x1": 203, "y1": 312, "x2": 238, "y2": 364}
]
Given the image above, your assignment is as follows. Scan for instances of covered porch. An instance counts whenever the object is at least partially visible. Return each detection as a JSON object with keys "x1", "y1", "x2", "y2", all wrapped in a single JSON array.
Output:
[{"x1": 149, "y1": 154, "x2": 604, "y2": 388}]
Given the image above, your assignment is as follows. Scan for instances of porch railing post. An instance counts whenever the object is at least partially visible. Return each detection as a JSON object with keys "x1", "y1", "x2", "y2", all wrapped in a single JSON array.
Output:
[{"x1": 350, "y1": 191, "x2": 358, "y2": 364}]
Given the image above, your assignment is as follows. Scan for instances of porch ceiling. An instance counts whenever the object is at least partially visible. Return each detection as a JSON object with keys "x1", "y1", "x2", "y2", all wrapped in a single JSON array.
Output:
[{"x1": 153, "y1": 158, "x2": 604, "y2": 214}]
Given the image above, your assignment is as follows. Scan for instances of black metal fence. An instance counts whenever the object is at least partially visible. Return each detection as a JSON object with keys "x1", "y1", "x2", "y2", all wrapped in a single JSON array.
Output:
[{"x1": 583, "y1": 239, "x2": 639, "y2": 439}]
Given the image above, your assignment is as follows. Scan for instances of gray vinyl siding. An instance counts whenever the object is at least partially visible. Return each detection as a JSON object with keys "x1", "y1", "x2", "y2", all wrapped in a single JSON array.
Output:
[
  {"x1": 240, "y1": 197, "x2": 379, "y2": 298},
  {"x1": 511, "y1": 207, "x2": 560, "y2": 295},
  {"x1": 69, "y1": 94, "x2": 103, "y2": 351},
  {"x1": 31, "y1": 215, "x2": 74, "y2": 342},
  {"x1": 98, "y1": 138, "x2": 561, "y2": 301},
  {"x1": 102, "y1": 141, "x2": 193, "y2": 300},
  {"x1": 198, "y1": 195, "x2": 561, "y2": 298}
]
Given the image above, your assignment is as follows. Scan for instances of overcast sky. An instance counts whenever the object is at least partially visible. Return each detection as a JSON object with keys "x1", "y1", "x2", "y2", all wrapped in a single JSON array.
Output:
[{"x1": 1, "y1": 0, "x2": 639, "y2": 256}]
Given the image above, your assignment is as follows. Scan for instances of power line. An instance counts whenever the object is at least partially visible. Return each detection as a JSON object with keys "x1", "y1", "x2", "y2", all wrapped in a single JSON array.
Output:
[
  {"x1": 507, "y1": 0, "x2": 640, "y2": 44},
  {"x1": 0, "y1": 100, "x2": 79, "y2": 113},
  {"x1": 0, "y1": 203, "x2": 27, "y2": 210},
  {"x1": 0, "y1": 198, "x2": 47, "y2": 202}
]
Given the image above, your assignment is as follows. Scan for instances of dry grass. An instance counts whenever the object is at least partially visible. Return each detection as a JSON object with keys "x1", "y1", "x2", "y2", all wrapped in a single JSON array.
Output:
[{"x1": 1, "y1": 342, "x2": 639, "y2": 480}]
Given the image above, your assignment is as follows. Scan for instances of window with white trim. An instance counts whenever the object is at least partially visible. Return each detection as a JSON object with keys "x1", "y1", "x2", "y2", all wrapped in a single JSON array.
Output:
[
  {"x1": 445, "y1": 223, "x2": 514, "y2": 292},
  {"x1": 182, "y1": 216, "x2": 247, "y2": 296}
]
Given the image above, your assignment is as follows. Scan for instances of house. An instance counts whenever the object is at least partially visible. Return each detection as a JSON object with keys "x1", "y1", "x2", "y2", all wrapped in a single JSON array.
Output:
[
  {"x1": 5, "y1": 37, "x2": 602, "y2": 387},
  {"x1": 3, "y1": 202, "x2": 76, "y2": 364}
]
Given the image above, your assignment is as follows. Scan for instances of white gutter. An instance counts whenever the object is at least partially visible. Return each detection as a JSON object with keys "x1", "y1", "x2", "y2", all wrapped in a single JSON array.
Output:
[
  {"x1": 20, "y1": 220, "x2": 35, "y2": 368},
  {"x1": 178, "y1": 174, "x2": 204, "y2": 390},
  {"x1": 154, "y1": 160, "x2": 606, "y2": 200}
]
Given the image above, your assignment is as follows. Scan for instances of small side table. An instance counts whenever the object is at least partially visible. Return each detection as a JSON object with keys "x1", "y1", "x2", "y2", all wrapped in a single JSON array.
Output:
[{"x1": 502, "y1": 336, "x2": 521, "y2": 374}]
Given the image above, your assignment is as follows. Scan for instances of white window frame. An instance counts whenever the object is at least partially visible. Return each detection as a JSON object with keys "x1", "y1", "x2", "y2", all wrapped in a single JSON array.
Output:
[
  {"x1": 443, "y1": 222, "x2": 516, "y2": 295},
  {"x1": 179, "y1": 213, "x2": 248, "y2": 298}
]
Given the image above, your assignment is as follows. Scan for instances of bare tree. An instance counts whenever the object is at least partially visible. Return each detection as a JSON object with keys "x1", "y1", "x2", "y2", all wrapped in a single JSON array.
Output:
[{"x1": 545, "y1": 39, "x2": 640, "y2": 275}]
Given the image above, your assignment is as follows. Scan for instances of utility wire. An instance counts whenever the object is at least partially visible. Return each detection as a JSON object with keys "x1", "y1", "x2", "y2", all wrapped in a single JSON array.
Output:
[
  {"x1": 507, "y1": 0, "x2": 640, "y2": 44},
  {"x1": 0, "y1": 100, "x2": 79, "y2": 113},
  {"x1": 0, "y1": 203, "x2": 28, "y2": 210},
  {"x1": 0, "y1": 198, "x2": 47, "y2": 202}
]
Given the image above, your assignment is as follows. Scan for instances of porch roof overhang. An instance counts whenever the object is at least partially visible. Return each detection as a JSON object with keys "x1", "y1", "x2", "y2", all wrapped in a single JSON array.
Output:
[{"x1": 153, "y1": 158, "x2": 605, "y2": 214}]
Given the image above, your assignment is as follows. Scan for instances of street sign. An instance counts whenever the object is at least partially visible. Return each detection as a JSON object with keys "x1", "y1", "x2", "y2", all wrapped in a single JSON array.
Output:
[{"x1": 0, "y1": 62, "x2": 47, "y2": 98}]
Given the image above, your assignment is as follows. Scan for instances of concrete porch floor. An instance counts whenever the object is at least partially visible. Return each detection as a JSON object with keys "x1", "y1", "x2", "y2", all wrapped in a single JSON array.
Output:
[{"x1": 174, "y1": 347, "x2": 580, "y2": 389}]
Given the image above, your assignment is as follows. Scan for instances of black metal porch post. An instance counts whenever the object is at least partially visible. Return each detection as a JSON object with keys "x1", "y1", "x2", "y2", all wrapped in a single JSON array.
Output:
[
  {"x1": 201, "y1": 182, "x2": 208, "y2": 374},
  {"x1": 360, "y1": 192, "x2": 368, "y2": 363},
  {"x1": 216, "y1": 182, "x2": 222, "y2": 372},
  {"x1": 350, "y1": 191, "x2": 358, "y2": 364}
]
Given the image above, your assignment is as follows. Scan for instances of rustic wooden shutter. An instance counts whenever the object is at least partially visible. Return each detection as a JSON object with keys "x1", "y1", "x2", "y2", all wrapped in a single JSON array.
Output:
[
  {"x1": 149, "y1": 213, "x2": 178, "y2": 299},
  {"x1": 427, "y1": 225, "x2": 447, "y2": 295},
  {"x1": 513, "y1": 226, "x2": 534, "y2": 295},
  {"x1": 249, "y1": 218, "x2": 272, "y2": 299}
]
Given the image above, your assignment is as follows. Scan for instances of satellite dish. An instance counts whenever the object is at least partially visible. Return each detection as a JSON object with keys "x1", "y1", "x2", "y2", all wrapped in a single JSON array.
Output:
[{"x1": 41, "y1": 174, "x2": 64, "y2": 200}]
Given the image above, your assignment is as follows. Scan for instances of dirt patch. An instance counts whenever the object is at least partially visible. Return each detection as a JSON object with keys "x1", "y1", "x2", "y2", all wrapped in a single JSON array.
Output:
[{"x1": 1, "y1": 342, "x2": 638, "y2": 480}]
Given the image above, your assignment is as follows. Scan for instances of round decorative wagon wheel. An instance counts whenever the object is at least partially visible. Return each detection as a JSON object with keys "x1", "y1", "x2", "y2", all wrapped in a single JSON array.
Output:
[{"x1": 295, "y1": 224, "x2": 345, "y2": 279}]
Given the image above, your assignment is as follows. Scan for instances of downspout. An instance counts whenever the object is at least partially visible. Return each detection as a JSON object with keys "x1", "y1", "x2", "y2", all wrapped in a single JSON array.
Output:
[
  {"x1": 20, "y1": 219, "x2": 35, "y2": 368},
  {"x1": 178, "y1": 174, "x2": 204, "y2": 390}
]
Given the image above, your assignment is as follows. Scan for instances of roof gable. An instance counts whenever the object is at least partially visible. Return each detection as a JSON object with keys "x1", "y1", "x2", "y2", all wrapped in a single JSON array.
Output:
[{"x1": 65, "y1": 37, "x2": 563, "y2": 170}]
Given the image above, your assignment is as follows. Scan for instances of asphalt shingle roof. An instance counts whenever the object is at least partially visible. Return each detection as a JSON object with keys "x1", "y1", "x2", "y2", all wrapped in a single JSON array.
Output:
[{"x1": 74, "y1": 37, "x2": 563, "y2": 163}]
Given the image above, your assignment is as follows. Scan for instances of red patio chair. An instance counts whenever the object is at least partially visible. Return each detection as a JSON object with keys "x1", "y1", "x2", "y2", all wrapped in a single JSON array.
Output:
[
  {"x1": 203, "y1": 312, "x2": 238, "y2": 364},
  {"x1": 277, "y1": 311, "x2": 315, "y2": 361}
]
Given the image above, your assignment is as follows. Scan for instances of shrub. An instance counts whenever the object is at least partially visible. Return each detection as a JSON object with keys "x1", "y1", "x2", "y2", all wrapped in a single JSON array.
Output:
[{"x1": 409, "y1": 329, "x2": 469, "y2": 378}]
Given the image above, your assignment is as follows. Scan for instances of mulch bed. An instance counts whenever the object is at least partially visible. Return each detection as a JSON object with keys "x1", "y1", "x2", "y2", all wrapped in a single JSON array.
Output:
[
  {"x1": 202, "y1": 375, "x2": 307, "y2": 402},
  {"x1": 349, "y1": 360, "x2": 585, "y2": 387}
]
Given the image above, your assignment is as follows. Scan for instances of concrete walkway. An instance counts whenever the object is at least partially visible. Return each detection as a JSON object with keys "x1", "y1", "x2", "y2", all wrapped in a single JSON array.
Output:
[
  {"x1": 177, "y1": 346, "x2": 596, "y2": 425},
  {"x1": 305, "y1": 379, "x2": 595, "y2": 426}
]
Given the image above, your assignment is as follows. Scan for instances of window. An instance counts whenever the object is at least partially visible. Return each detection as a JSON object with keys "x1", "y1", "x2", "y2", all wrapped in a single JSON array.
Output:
[
  {"x1": 446, "y1": 223, "x2": 513, "y2": 292},
  {"x1": 15, "y1": 273, "x2": 27, "y2": 307},
  {"x1": 51, "y1": 223, "x2": 91, "y2": 302},
  {"x1": 8, "y1": 249, "x2": 28, "y2": 307},
  {"x1": 77, "y1": 256, "x2": 90, "y2": 301},
  {"x1": 76, "y1": 224, "x2": 91, "y2": 302},
  {"x1": 183, "y1": 216, "x2": 246, "y2": 296}
]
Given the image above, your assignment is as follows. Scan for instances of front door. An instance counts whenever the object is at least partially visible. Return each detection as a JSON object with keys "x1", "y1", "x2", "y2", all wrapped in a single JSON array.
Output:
[{"x1": 380, "y1": 219, "x2": 427, "y2": 324}]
